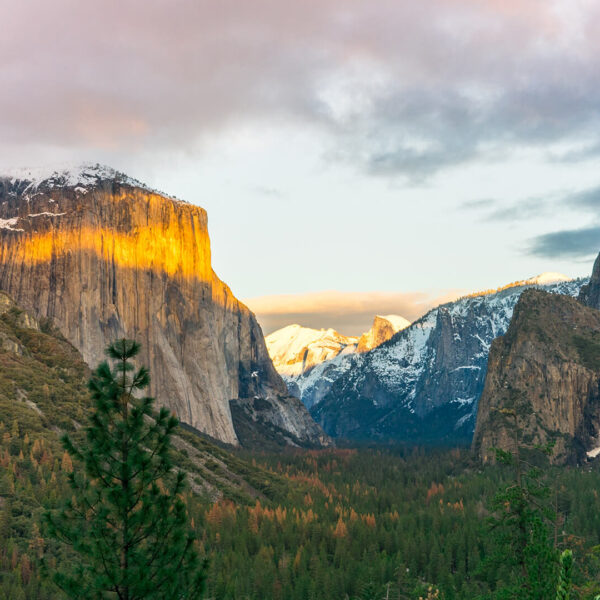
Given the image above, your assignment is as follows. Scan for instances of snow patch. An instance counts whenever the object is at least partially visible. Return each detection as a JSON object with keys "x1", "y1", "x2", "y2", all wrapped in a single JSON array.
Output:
[
  {"x1": 0, "y1": 217, "x2": 23, "y2": 231},
  {"x1": 451, "y1": 396, "x2": 475, "y2": 405},
  {"x1": 455, "y1": 412, "x2": 475, "y2": 429},
  {"x1": 376, "y1": 314, "x2": 411, "y2": 331},
  {"x1": 587, "y1": 446, "x2": 600, "y2": 459},
  {"x1": 526, "y1": 272, "x2": 571, "y2": 286},
  {"x1": 0, "y1": 163, "x2": 186, "y2": 203},
  {"x1": 26, "y1": 212, "x2": 66, "y2": 218}
]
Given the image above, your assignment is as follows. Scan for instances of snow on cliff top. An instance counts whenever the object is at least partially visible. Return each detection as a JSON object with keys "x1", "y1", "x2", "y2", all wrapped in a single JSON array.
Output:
[
  {"x1": 266, "y1": 324, "x2": 359, "y2": 378},
  {"x1": 0, "y1": 163, "x2": 185, "y2": 203},
  {"x1": 375, "y1": 314, "x2": 411, "y2": 331}
]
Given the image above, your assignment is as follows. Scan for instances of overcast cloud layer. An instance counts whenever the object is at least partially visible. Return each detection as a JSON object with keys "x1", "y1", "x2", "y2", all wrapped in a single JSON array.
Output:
[
  {"x1": 1, "y1": 0, "x2": 599, "y2": 311},
  {"x1": 3, "y1": 0, "x2": 600, "y2": 173}
]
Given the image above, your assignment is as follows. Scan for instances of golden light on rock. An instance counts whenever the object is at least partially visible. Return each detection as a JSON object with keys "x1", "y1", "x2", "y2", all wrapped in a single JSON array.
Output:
[{"x1": 1, "y1": 223, "x2": 213, "y2": 282}]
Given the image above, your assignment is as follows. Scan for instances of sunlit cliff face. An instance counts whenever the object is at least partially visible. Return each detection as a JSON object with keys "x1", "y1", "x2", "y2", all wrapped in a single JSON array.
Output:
[
  {"x1": 1, "y1": 225, "x2": 210, "y2": 280},
  {"x1": 0, "y1": 189, "x2": 214, "y2": 283}
]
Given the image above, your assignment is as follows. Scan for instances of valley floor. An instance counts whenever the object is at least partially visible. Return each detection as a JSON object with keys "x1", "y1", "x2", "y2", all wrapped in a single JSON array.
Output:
[{"x1": 3, "y1": 436, "x2": 600, "y2": 599}]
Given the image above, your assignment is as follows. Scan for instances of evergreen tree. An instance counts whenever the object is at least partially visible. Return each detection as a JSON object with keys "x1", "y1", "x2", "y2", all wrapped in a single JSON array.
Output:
[
  {"x1": 44, "y1": 339, "x2": 205, "y2": 599},
  {"x1": 486, "y1": 402, "x2": 558, "y2": 600},
  {"x1": 555, "y1": 550, "x2": 573, "y2": 600}
]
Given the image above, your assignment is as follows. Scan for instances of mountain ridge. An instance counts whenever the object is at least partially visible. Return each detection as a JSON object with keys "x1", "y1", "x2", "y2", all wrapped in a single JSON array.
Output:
[
  {"x1": 266, "y1": 314, "x2": 410, "y2": 407},
  {"x1": 308, "y1": 276, "x2": 585, "y2": 442}
]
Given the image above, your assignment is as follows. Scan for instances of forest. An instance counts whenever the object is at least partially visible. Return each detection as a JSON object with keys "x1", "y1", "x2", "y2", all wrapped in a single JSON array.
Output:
[{"x1": 3, "y1": 428, "x2": 600, "y2": 598}]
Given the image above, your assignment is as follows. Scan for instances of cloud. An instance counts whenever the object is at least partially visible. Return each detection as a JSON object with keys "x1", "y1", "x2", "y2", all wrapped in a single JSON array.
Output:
[
  {"x1": 570, "y1": 186, "x2": 600, "y2": 213},
  {"x1": 463, "y1": 184, "x2": 600, "y2": 224},
  {"x1": 528, "y1": 225, "x2": 600, "y2": 259},
  {"x1": 1, "y1": 0, "x2": 600, "y2": 177},
  {"x1": 243, "y1": 289, "x2": 464, "y2": 335},
  {"x1": 460, "y1": 195, "x2": 552, "y2": 222},
  {"x1": 463, "y1": 185, "x2": 600, "y2": 260}
]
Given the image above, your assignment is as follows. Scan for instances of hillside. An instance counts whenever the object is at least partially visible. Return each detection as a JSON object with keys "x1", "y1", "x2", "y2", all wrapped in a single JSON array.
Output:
[{"x1": 0, "y1": 289, "x2": 298, "y2": 595}]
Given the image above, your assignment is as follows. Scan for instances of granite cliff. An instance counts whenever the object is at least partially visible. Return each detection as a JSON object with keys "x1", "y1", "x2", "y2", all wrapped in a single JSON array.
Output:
[
  {"x1": 579, "y1": 252, "x2": 600, "y2": 310},
  {"x1": 472, "y1": 289, "x2": 600, "y2": 464},
  {"x1": 356, "y1": 315, "x2": 410, "y2": 353},
  {"x1": 0, "y1": 164, "x2": 327, "y2": 447}
]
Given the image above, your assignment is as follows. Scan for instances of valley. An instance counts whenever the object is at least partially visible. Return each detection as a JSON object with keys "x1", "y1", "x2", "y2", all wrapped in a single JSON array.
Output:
[{"x1": 1, "y1": 166, "x2": 600, "y2": 598}]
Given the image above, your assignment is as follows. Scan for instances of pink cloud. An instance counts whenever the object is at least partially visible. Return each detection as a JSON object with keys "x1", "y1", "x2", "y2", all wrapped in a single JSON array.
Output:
[
  {"x1": 244, "y1": 289, "x2": 465, "y2": 335},
  {"x1": 0, "y1": 0, "x2": 598, "y2": 175}
]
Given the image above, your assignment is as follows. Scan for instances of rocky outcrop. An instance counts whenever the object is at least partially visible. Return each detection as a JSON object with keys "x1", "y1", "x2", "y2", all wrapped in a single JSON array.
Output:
[
  {"x1": 230, "y1": 395, "x2": 332, "y2": 449},
  {"x1": 0, "y1": 164, "x2": 327, "y2": 447},
  {"x1": 472, "y1": 289, "x2": 600, "y2": 465},
  {"x1": 356, "y1": 315, "x2": 410, "y2": 353}
]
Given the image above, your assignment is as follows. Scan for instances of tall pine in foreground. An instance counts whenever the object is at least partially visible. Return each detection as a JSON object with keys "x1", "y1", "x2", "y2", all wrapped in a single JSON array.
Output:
[{"x1": 44, "y1": 339, "x2": 205, "y2": 599}]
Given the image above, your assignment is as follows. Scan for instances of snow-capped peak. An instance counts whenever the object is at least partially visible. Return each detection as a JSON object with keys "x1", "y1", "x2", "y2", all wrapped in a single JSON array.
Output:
[
  {"x1": 266, "y1": 314, "x2": 412, "y2": 382},
  {"x1": 0, "y1": 162, "x2": 185, "y2": 203},
  {"x1": 266, "y1": 324, "x2": 358, "y2": 378}
]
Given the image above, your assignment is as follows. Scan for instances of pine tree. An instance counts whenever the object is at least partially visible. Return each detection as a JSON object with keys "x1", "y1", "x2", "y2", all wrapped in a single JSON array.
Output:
[
  {"x1": 44, "y1": 339, "x2": 205, "y2": 599},
  {"x1": 555, "y1": 549, "x2": 573, "y2": 600},
  {"x1": 486, "y1": 400, "x2": 558, "y2": 600}
]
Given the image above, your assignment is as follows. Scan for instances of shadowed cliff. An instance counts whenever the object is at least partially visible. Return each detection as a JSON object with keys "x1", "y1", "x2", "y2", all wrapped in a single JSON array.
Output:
[{"x1": 472, "y1": 288, "x2": 600, "y2": 464}]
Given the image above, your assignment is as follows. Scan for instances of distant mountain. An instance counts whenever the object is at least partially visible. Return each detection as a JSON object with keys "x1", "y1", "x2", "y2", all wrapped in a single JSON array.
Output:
[
  {"x1": 266, "y1": 315, "x2": 409, "y2": 408},
  {"x1": 306, "y1": 274, "x2": 585, "y2": 443},
  {"x1": 266, "y1": 324, "x2": 359, "y2": 378},
  {"x1": 357, "y1": 314, "x2": 411, "y2": 352},
  {"x1": 0, "y1": 163, "x2": 328, "y2": 448}
]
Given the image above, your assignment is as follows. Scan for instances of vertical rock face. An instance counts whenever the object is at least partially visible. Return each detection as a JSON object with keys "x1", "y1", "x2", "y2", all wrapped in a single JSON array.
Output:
[
  {"x1": 356, "y1": 315, "x2": 410, "y2": 353},
  {"x1": 472, "y1": 289, "x2": 600, "y2": 465},
  {"x1": 0, "y1": 164, "x2": 327, "y2": 447},
  {"x1": 578, "y1": 253, "x2": 600, "y2": 310}
]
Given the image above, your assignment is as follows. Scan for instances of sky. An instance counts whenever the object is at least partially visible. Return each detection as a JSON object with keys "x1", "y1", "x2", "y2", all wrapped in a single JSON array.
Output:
[{"x1": 1, "y1": 0, "x2": 599, "y2": 334}]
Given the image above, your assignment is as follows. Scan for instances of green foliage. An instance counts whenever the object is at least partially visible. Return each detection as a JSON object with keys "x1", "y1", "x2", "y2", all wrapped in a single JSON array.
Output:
[
  {"x1": 573, "y1": 334, "x2": 600, "y2": 371},
  {"x1": 480, "y1": 400, "x2": 560, "y2": 600},
  {"x1": 556, "y1": 550, "x2": 574, "y2": 600},
  {"x1": 485, "y1": 449, "x2": 558, "y2": 599},
  {"x1": 43, "y1": 339, "x2": 206, "y2": 599}
]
